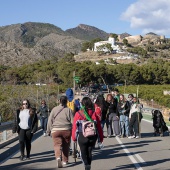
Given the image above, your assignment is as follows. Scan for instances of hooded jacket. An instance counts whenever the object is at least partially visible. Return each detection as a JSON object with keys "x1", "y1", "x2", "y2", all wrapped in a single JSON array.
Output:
[{"x1": 66, "y1": 88, "x2": 74, "y2": 102}]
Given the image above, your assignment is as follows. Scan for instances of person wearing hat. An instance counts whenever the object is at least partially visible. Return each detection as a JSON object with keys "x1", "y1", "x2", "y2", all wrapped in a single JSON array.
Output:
[
  {"x1": 65, "y1": 88, "x2": 81, "y2": 157},
  {"x1": 65, "y1": 88, "x2": 80, "y2": 114}
]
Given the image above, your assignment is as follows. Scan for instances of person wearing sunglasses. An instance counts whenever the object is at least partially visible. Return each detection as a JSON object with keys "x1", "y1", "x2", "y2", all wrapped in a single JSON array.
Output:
[
  {"x1": 37, "y1": 100, "x2": 49, "y2": 136},
  {"x1": 13, "y1": 99, "x2": 38, "y2": 161}
]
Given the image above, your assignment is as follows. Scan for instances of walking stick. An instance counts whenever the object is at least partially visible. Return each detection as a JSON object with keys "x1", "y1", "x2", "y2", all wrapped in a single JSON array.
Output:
[{"x1": 73, "y1": 142, "x2": 77, "y2": 163}]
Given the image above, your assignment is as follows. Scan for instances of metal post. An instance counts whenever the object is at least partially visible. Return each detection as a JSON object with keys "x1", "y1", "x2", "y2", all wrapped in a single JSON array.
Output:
[
  {"x1": 137, "y1": 85, "x2": 139, "y2": 98},
  {"x1": 3, "y1": 130, "x2": 7, "y2": 141},
  {"x1": 124, "y1": 80, "x2": 126, "y2": 94},
  {"x1": 73, "y1": 71, "x2": 75, "y2": 95}
]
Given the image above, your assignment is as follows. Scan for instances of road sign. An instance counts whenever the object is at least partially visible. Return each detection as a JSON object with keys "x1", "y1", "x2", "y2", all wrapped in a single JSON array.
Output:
[
  {"x1": 75, "y1": 80, "x2": 79, "y2": 83},
  {"x1": 73, "y1": 76, "x2": 80, "y2": 83},
  {"x1": 74, "y1": 76, "x2": 80, "y2": 80}
]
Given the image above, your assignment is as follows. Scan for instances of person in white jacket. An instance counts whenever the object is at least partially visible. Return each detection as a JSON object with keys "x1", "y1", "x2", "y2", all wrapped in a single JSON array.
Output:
[{"x1": 128, "y1": 97, "x2": 142, "y2": 139}]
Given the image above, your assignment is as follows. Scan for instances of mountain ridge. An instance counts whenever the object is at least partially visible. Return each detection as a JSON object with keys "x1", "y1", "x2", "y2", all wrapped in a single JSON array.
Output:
[{"x1": 0, "y1": 22, "x2": 163, "y2": 67}]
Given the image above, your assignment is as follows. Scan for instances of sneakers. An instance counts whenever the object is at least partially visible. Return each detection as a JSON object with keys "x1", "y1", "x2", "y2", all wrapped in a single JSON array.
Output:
[
  {"x1": 77, "y1": 152, "x2": 81, "y2": 159},
  {"x1": 136, "y1": 136, "x2": 140, "y2": 139},
  {"x1": 19, "y1": 155, "x2": 26, "y2": 161},
  {"x1": 128, "y1": 135, "x2": 135, "y2": 139},
  {"x1": 119, "y1": 135, "x2": 124, "y2": 138},
  {"x1": 43, "y1": 133, "x2": 46, "y2": 137},
  {"x1": 26, "y1": 154, "x2": 31, "y2": 160},
  {"x1": 62, "y1": 161, "x2": 68, "y2": 165},
  {"x1": 57, "y1": 158, "x2": 63, "y2": 168}
]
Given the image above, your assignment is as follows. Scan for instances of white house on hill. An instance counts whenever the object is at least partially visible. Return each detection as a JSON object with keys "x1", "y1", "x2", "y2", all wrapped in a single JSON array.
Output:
[{"x1": 94, "y1": 37, "x2": 120, "y2": 52}]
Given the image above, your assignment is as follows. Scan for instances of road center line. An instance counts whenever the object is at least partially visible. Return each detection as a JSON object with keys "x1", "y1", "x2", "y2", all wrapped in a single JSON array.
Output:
[
  {"x1": 116, "y1": 136, "x2": 143, "y2": 170},
  {"x1": 135, "y1": 154, "x2": 146, "y2": 164}
]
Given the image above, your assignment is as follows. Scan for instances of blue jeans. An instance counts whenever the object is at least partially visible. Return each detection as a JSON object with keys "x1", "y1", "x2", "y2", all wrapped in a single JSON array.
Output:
[
  {"x1": 120, "y1": 115, "x2": 129, "y2": 136},
  {"x1": 100, "y1": 120, "x2": 105, "y2": 131},
  {"x1": 40, "y1": 117, "x2": 48, "y2": 133}
]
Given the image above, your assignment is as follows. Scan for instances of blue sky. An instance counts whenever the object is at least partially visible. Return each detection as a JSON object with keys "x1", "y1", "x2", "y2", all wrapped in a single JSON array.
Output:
[{"x1": 1, "y1": 0, "x2": 170, "y2": 37}]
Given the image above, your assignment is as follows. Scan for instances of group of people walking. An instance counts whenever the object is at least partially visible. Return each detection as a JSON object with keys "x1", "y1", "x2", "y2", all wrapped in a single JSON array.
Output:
[
  {"x1": 93, "y1": 89, "x2": 143, "y2": 140},
  {"x1": 12, "y1": 87, "x2": 143, "y2": 170}
]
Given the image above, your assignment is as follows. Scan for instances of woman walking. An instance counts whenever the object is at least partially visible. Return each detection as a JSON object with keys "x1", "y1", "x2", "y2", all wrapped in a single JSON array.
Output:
[
  {"x1": 106, "y1": 94, "x2": 120, "y2": 137},
  {"x1": 128, "y1": 97, "x2": 142, "y2": 139},
  {"x1": 117, "y1": 94, "x2": 130, "y2": 138},
  {"x1": 94, "y1": 95, "x2": 108, "y2": 135},
  {"x1": 46, "y1": 96, "x2": 73, "y2": 168},
  {"x1": 12, "y1": 99, "x2": 38, "y2": 160},
  {"x1": 72, "y1": 97, "x2": 103, "y2": 170}
]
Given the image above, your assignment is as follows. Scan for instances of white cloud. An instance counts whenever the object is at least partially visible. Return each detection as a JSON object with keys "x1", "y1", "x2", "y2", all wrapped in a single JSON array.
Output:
[{"x1": 121, "y1": 0, "x2": 170, "y2": 36}]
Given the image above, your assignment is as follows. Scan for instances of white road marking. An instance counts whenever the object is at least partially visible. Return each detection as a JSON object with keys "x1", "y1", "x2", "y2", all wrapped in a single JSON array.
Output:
[
  {"x1": 116, "y1": 136, "x2": 143, "y2": 170},
  {"x1": 135, "y1": 154, "x2": 146, "y2": 164}
]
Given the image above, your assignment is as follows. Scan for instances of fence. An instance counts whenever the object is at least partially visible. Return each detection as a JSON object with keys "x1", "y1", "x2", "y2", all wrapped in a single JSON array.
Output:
[{"x1": 0, "y1": 119, "x2": 41, "y2": 149}]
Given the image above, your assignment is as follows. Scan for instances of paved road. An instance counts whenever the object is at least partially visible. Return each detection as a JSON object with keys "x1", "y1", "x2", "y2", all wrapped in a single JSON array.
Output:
[{"x1": 0, "y1": 119, "x2": 170, "y2": 170}]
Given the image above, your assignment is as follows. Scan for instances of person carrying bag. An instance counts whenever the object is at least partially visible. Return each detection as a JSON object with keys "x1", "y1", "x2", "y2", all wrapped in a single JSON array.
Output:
[
  {"x1": 72, "y1": 97, "x2": 103, "y2": 170},
  {"x1": 46, "y1": 96, "x2": 73, "y2": 168}
]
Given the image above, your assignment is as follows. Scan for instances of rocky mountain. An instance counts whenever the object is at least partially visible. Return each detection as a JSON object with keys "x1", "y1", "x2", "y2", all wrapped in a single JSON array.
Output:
[
  {"x1": 0, "y1": 22, "x2": 109, "y2": 67},
  {"x1": 0, "y1": 22, "x2": 164, "y2": 67},
  {"x1": 65, "y1": 24, "x2": 109, "y2": 41}
]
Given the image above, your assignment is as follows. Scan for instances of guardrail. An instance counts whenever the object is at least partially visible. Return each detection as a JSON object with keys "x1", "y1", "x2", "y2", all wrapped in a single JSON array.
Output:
[
  {"x1": 142, "y1": 107, "x2": 162, "y2": 114},
  {"x1": 0, "y1": 119, "x2": 41, "y2": 149},
  {"x1": 0, "y1": 121, "x2": 14, "y2": 142}
]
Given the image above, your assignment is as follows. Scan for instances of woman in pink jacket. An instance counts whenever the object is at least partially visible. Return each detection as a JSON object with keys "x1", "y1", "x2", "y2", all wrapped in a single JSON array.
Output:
[{"x1": 72, "y1": 97, "x2": 103, "y2": 170}]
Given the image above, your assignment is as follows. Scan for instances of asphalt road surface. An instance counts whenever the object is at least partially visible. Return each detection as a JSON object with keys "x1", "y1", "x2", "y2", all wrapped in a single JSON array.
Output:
[{"x1": 0, "y1": 119, "x2": 170, "y2": 170}]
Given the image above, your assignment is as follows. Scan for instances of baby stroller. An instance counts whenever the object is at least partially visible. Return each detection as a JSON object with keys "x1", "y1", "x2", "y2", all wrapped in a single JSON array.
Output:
[{"x1": 152, "y1": 109, "x2": 169, "y2": 137}]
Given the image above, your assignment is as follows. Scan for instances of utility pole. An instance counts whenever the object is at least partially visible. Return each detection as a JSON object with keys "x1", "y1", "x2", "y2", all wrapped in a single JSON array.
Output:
[
  {"x1": 73, "y1": 71, "x2": 75, "y2": 95},
  {"x1": 137, "y1": 85, "x2": 139, "y2": 98},
  {"x1": 124, "y1": 80, "x2": 126, "y2": 94}
]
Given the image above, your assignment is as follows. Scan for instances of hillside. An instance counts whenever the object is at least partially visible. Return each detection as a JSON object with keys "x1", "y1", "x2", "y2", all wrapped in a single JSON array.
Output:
[
  {"x1": 0, "y1": 22, "x2": 169, "y2": 67},
  {"x1": 0, "y1": 22, "x2": 109, "y2": 67},
  {"x1": 74, "y1": 51, "x2": 138, "y2": 65}
]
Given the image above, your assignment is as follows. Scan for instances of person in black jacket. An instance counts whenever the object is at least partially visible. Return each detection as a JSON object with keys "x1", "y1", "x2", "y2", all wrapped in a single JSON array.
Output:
[
  {"x1": 106, "y1": 94, "x2": 120, "y2": 137},
  {"x1": 117, "y1": 94, "x2": 130, "y2": 138},
  {"x1": 37, "y1": 100, "x2": 49, "y2": 136},
  {"x1": 95, "y1": 95, "x2": 108, "y2": 135},
  {"x1": 13, "y1": 99, "x2": 38, "y2": 161}
]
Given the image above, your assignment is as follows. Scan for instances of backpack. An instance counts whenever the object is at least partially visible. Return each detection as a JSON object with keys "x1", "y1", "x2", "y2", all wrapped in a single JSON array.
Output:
[
  {"x1": 82, "y1": 121, "x2": 96, "y2": 137},
  {"x1": 74, "y1": 99, "x2": 81, "y2": 112},
  {"x1": 67, "y1": 100, "x2": 75, "y2": 113},
  {"x1": 78, "y1": 111, "x2": 96, "y2": 137}
]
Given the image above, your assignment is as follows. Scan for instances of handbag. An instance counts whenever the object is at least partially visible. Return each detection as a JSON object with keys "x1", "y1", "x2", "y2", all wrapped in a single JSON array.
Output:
[{"x1": 51, "y1": 107, "x2": 65, "y2": 124}]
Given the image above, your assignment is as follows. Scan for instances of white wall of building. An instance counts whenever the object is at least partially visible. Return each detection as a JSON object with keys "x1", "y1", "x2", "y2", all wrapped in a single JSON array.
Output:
[{"x1": 94, "y1": 37, "x2": 120, "y2": 52}]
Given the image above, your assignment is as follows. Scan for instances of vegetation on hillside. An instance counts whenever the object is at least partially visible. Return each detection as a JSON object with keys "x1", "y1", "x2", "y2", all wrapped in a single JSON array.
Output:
[
  {"x1": 1, "y1": 83, "x2": 170, "y2": 122},
  {"x1": 1, "y1": 57, "x2": 170, "y2": 86}
]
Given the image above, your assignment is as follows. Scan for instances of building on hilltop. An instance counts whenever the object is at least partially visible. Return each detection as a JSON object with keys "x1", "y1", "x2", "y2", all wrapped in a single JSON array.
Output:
[{"x1": 94, "y1": 37, "x2": 121, "y2": 53}]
